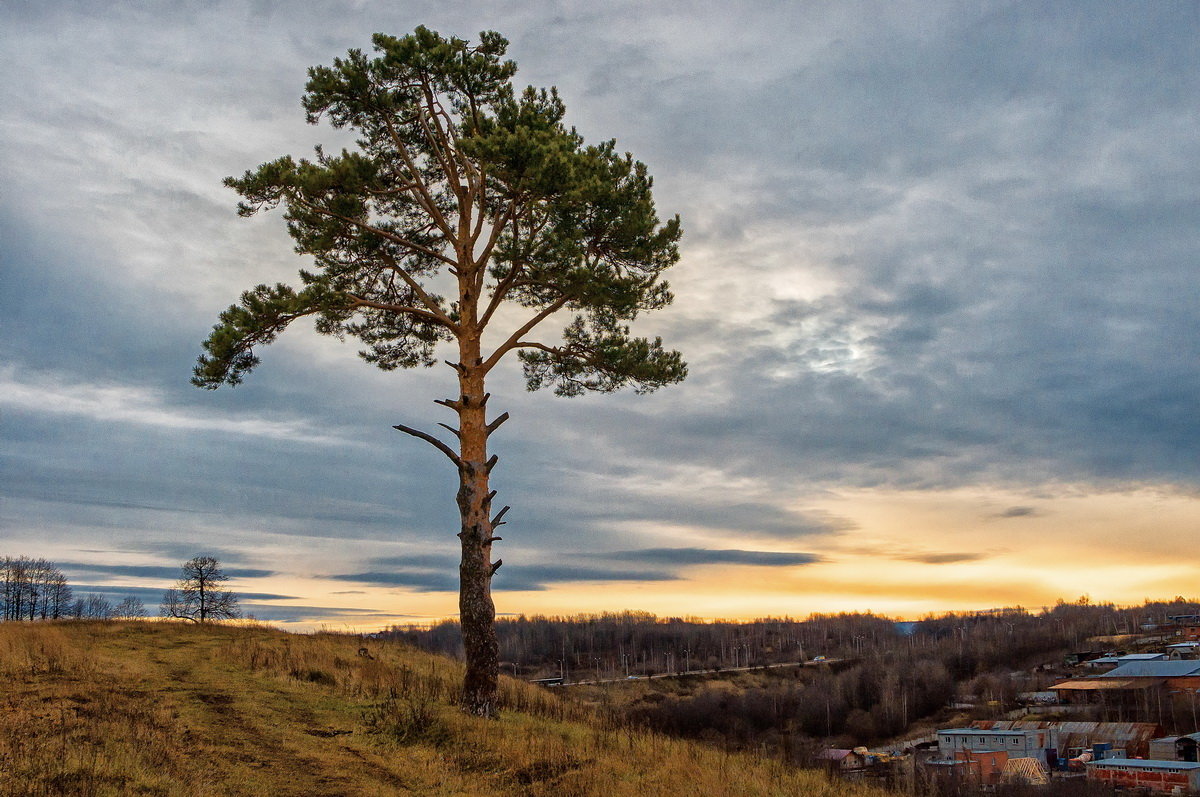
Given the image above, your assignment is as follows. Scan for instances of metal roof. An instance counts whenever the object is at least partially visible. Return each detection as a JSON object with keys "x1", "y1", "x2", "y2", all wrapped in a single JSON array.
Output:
[
  {"x1": 1084, "y1": 656, "x2": 1121, "y2": 665},
  {"x1": 1051, "y1": 678, "x2": 1160, "y2": 690},
  {"x1": 1152, "y1": 733, "x2": 1200, "y2": 743},
  {"x1": 1087, "y1": 758, "x2": 1200, "y2": 771},
  {"x1": 971, "y1": 721, "x2": 1161, "y2": 746},
  {"x1": 1085, "y1": 653, "x2": 1169, "y2": 666},
  {"x1": 1102, "y1": 660, "x2": 1200, "y2": 678}
]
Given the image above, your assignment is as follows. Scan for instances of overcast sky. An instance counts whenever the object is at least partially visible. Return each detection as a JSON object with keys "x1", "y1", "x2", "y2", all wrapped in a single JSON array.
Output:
[{"x1": 2, "y1": 1, "x2": 1198, "y2": 628}]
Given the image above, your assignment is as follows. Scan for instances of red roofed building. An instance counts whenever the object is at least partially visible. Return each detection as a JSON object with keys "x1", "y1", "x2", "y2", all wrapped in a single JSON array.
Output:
[{"x1": 818, "y1": 748, "x2": 867, "y2": 771}]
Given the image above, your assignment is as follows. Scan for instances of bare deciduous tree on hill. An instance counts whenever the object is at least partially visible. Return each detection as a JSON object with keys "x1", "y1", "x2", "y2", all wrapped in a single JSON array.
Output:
[
  {"x1": 160, "y1": 556, "x2": 240, "y2": 623},
  {"x1": 83, "y1": 594, "x2": 113, "y2": 620},
  {"x1": 115, "y1": 596, "x2": 147, "y2": 619},
  {"x1": 193, "y1": 27, "x2": 685, "y2": 715}
]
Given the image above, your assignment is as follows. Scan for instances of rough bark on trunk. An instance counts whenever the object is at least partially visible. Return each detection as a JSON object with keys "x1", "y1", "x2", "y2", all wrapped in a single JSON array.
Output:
[{"x1": 456, "y1": 347, "x2": 500, "y2": 716}]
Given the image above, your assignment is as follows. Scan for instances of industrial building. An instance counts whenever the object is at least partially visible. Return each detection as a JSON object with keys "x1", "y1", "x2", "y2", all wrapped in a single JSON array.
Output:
[
  {"x1": 1086, "y1": 758, "x2": 1200, "y2": 793},
  {"x1": 1105, "y1": 661, "x2": 1200, "y2": 678},
  {"x1": 968, "y1": 720, "x2": 1160, "y2": 760},
  {"x1": 1051, "y1": 660, "x2": 1200, "y2": 708},
  {"x1": 1150, "y1": 732, "x2": 1200, "y2": 762},
  {"x1": 937, "y1": 728, "x2": 1054, "y2": 759},
  {"x1": 924, "y1": 750, "x2": 1050, "y2": 788}
]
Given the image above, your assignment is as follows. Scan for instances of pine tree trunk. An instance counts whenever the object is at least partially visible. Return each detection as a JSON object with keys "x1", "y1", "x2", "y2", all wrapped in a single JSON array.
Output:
[{"x1": 456, "y1": 358, "x2": 500, "y2": 717}]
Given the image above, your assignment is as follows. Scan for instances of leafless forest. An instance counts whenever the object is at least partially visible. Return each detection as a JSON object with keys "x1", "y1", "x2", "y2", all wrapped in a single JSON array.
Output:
[
  {"x1": 390, "y1": 597, "x2": 1200, "y2": 754},
  {"x1": 0, "y1": 556, "x2": 144, "y2": 622}
]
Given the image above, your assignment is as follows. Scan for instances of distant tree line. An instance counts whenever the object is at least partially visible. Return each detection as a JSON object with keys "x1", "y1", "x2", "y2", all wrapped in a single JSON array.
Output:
[
  {"x1": 387, "y1": 610, "x2": 827, "y2": 678},
  {"x1": 391, "y1": 598, "x2": 1200, "y2": 685},
  {"x1": 1, "y1": 555, "x2": 146, "y2": 621},
  {"x1": 1, "y1": 557, "x2": 73, "y2": 621},
  {"x1": 1, "y1": 554, "x2": 247, "y2": 624},
  {"x1": 389, "y1": 597, "x2": 1200, "y2": 751}
]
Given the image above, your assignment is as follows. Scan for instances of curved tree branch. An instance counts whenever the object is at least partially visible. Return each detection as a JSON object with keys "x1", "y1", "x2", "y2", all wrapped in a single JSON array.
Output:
[
  {"x1": 292, "y1": 197, "x2": 458, "y2": 268},
  {"x1": 481, "y1": 295, "x2": 570, "y2": 373},
  {"x1": 346, "y1": 294, "x2": 458, "y2": 332},
  {"x1": 393, "y1": 423, "x2": 464, "y2": 469},
  {"x1": 378, "y1": 112, "x2": 456, "y2": 241}
]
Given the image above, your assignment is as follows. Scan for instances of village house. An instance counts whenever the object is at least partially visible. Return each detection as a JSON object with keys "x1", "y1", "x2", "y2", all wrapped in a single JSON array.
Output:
[
  {"x1": 1169, "y1": 615, "x2": 1200, "y2": 640},
  {"x1": 817, "y1": 748, "x2": 867, "y2": 772}
]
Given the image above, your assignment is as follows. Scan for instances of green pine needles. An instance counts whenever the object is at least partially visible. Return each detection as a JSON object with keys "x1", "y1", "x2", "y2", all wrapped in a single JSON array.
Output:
[
  {"x1": 194, "y1": 26, "x2": 685, "y2": 716},
  {"x1": 194, "y1": 27, "x2": 685, "y2": 397}
]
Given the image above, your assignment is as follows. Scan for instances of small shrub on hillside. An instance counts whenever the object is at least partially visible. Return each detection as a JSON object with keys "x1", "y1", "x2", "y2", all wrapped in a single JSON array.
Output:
[
  {"x1": 290, "y1": 666, "x2": 337, "y2": 686},
  {"x1": 362, "y1": 689, "x2": 449, "y2": 745}
]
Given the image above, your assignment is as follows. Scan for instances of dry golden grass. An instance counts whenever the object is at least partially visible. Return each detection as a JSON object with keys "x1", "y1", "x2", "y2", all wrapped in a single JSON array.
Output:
[{"x1": 0, "y1": 621, "x2": 885, "y2": 796}]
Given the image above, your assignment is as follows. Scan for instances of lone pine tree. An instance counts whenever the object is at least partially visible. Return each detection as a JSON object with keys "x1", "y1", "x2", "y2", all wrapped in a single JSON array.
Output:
[{"x1": 194, "y1": 27, "x2": 685, "y2": 716}]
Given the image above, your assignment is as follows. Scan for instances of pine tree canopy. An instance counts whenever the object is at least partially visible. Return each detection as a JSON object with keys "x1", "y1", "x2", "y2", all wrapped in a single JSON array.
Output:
[{"x1": 193, "y1": 26, "x2": 686, "y2": 397}]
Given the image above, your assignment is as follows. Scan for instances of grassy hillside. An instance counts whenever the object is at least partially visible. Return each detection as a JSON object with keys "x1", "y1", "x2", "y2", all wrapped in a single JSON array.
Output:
[{"x1": 0, "y1": 621, "x2": 885, "y2": 796}]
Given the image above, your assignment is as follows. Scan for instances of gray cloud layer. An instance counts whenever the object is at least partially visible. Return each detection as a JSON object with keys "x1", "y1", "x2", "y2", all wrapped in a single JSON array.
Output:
[
  {"x1": 2, "y1": 2, "x2": 1197, "y2": 621},
  {"x1": 327, "y1": 546, "x2": 822, "y2": 593},
  {"x1": 61, "y1": 562, "x2": 275, "y2": 581}
]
